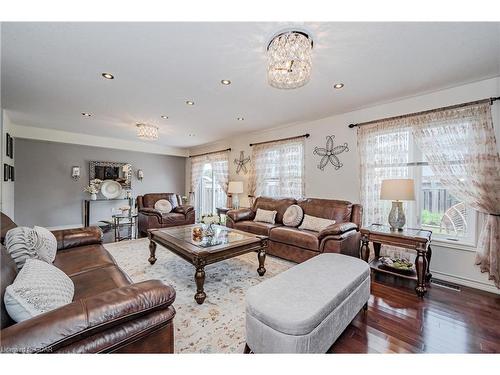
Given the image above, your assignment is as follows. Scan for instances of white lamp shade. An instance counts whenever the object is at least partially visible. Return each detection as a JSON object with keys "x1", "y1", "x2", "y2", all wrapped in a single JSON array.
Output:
[
  {"x1": 380, "y1": 179, "x2": 415, "y2": 201},
  {"x1": 227, "y1": 181, "x2": 244, "y2": 194}
]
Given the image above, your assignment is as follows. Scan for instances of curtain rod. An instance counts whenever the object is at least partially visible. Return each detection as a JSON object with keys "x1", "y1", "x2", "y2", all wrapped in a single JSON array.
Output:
[
  {"x1": 189, "y1": 148, "x2": 231, "y2": 158},
  {"x1": 348, "y1": 96, "x2": 500, "y2": 129},
  {"x1": 250, "y1": 133, "x2": 310, "y2": 147}
]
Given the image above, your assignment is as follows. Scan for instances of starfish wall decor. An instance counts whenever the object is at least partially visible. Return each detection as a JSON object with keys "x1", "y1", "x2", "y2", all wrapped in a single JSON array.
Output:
[
  {"x1": 313, "y1": 135, "x2": 349, "y2": 171},
  {"x1": 234, "y1": 151, "x2": 251, "y2": 174}
]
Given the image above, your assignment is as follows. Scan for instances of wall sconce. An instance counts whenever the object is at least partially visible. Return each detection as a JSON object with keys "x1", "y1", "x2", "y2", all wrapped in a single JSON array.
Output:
[
  {"x1": 137, "y1": 169, "x2": 144, "y2": 181},
  {"x1": 71, "y1": 166, "x2": 80, "y2": 181}
]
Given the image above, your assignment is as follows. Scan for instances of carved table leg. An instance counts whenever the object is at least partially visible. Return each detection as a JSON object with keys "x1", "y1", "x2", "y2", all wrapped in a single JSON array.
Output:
[
  {"x1": 257, "y1": 248, "x2": 266, "y2": 276},
  {"x1": 360, "y1": 236, "x2": 370, "y2": 262},
  {"x1": 425, "y1": 245, "x2": 432, "y2": 282},
  {"x1": 148, "y1": 240, "x2": 157, "y2": 265},
  {"x1": 194, "y1": 265, "x2": 206, "y2": 304},
  {"x1": 244, "y1": 343, "x2": 252, "y2": 354},
  {"x1": 415, "y1": 249, "x2": 428, "y2": 298}
]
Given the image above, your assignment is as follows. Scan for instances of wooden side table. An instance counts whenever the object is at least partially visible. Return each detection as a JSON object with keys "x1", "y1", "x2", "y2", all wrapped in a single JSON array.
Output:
[{"x1": 359, "y1": 224, "x2": 432, "y2": 297}]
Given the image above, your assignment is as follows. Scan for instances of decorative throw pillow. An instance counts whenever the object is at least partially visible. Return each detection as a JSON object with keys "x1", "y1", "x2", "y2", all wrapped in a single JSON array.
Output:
[
  {"x1": 298, "y1": 214, "x2": 336, "y2": 232},
  {"x1": 5, "y1": 227, "x2": 40, "y2": 270},
  {"x1": 253, "y1": 208, "x2": 277, "y2": 224},
  {"x1": 33, "y1": 226, "x2": 57, "y2": 264},
  {"x1": 154, "y1": 199, "x2": 172, "y2": 214},
  {"x1": 283, "y1": 205, "x2": 304, "y2": 227},
  {"x1": 4, "y1": 259, "x2": 75, "y2": 323}
]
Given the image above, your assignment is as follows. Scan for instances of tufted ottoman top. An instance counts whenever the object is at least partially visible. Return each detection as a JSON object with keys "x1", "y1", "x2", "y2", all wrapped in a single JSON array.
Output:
[{"x1": 245, "y1": 253, "x2": 370, "y2": 336}]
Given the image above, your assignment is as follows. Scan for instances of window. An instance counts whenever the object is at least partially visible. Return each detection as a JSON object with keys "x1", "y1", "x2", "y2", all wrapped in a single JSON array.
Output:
[
  {"x1": 359, "y1": 125, "x2": 477, "y2": 246},
  {"x1": 249, "y1": 139, "x2": 304, "y2": 198},
  {"x1": 195, "y1": 163, "x2": 227, "y2": 220}
]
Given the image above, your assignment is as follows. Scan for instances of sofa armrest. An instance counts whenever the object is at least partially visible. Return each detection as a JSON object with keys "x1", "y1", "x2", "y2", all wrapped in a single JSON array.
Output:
[
  {"x1": 173, "y1": 205, "x2": 194, "y2": 215},
  {"x1": 52, "y1": 226, "x2": 103, "y2": 251},
  {"x1": 227, "y1": 208, "x2": 254, "y2": 223},
  {"x1": 318, "y1": 222, "x2": 358, "y2": 241},
  {"x1": 0, "y1": 280, "x2": 176, "y2": 353},
  {"x1": 138, "y1": 207, "x2": 163, "y2": 219}
]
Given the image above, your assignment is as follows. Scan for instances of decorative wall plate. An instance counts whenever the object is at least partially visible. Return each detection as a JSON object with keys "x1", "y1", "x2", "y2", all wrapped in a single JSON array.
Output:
[
  {"x1": 313, "y1": 135, "x2": 349, "y2": 171},
  {"x1": 101, "y1": 180, "x2": 123, "y2": 199}
]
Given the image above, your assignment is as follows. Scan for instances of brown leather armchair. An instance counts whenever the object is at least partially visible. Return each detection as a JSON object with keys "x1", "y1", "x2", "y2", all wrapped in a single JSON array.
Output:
[
  {"x1": 137, "y1": 193, "x2": 195, "y2": 237},
  {"x1": 0, "y1": 213, "x2": 176, "y2": 353},
  {"x1": 227, "y1": 197, "x2": 362, "y2": 263}
]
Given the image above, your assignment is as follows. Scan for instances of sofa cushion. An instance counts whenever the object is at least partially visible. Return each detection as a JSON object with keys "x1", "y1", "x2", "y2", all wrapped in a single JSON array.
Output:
[
  {"x1": 5, "y1": 226, "x2": 56, "y2": 270},
  {"x1": 154, "y1": 199, "x2": 172, "y2": 213},
  {"x1": 270, "y1": 227, "x2": 320, "y2": 251},
  {"x1": 297, "y1": 198, "x2": 353, "y2": 223},
  {"x1": 142, "y1": 193, "x2": 180, "y2": 209},
  {"x1": 252, "y1": 197, "x2": 296, "y2": 224},
  {"x1": 299, "y1": 214, "x2": 336, "y2": 232},
  {"x1": 53, "y1": 244, "x2": 117, "y2": 277},
  {"x1": 160, "y1": 212, "x2": 186, "y2": 225},
  {"x1": 233, "y1": 220, "x2": 280, "y2": 236},
  {"x1": 283, "y1": 204, "x2": 304, "y2": 227},
  {"x1": 71, "y1": 265, "x2": 132, "y2": 301},
  {"x1": 5, "y1": 259, "x2": 74, "y2": 323},
  {"x1": 254, "y1": 208, "x2": 277, "y2": 224}
]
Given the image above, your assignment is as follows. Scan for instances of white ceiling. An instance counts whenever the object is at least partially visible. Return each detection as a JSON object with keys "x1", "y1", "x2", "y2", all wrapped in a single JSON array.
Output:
[{"x1": 2, "y1": 22, "x2": 500, "y2": 148}]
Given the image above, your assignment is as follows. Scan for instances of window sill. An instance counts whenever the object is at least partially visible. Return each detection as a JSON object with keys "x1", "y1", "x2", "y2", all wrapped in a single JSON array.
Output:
[{"x1": 430, "y1": 237, "x2": 477, "y2": 252}]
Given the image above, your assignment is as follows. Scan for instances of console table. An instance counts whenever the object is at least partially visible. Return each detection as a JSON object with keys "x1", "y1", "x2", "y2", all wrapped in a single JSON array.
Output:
[
  {"x1": 359, "y1": 224, "x2": 432, "y2": 297},
  {"x1": 84, "y1": 197, "x2": 134, "y2": 227}
]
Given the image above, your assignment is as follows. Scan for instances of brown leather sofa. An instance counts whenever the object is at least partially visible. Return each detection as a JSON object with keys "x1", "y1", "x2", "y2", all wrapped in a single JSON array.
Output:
[
  {"x1": 226, "y1": 197, "x2": 362, "y2": 263},
  {"x1": 0, "y1": 213, "x2": 176, "y2": 353},
  {"x1": 137, "y1": 193, "x2": 195, "y2": 237}
]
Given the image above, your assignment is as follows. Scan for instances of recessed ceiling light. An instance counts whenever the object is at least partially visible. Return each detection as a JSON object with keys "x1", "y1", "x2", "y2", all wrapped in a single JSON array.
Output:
[
  {"x1": 237, "y1": 117, "x2": 244, "y2": 121},
  {"x1": 186, "y1": 100, "x2": 195, "y2": 106},
  {"x1": 221, "y1": 79, "x2": 231, "y2": 85},
  {"x1": 188, "y1": 133, "x2": 195, "y2": 137},
  {"x1": 102, "y1": 72, "x2": 114, "y2": 80},
  {"x1": 160, "y1": 115, "x2": 168, "y2": 119},
  {"x1": 81, "y1": 112, "x2": 92, "y2": 117},
  {"x1": 333, "y1": 83, "x2": 344, "y2": 89}
]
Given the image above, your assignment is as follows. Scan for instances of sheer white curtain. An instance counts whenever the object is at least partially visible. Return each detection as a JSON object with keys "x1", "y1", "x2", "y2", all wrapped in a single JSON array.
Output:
[
  {"x1": 410, "y1": 102, "x2": 500, "y2": 288},
  {"x1": 358, "y1": 119, "x2": 415, "y2": 226},
  {"x1": 210, "y1": 151, "x2": 230, "y2": 207},
  {"x1": 190, "y1": 155, "x2": 206, "y2": 205},
  {"x1": 248, "y1": 138, "x2": 305, "y2": 198}
]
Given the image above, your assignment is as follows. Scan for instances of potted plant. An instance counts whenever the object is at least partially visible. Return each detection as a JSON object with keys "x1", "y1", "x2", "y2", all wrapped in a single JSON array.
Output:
[{"x1": 84, "y1": 179, "x2": 103, "y2": 200}]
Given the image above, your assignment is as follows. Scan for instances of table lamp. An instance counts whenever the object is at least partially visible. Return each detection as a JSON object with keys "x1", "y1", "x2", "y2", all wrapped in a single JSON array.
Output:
[
  {"x1": 380, "y1": 179, "x2": 415, "y2": 231},
  {"x1": 228, "y1": 181, "x2": 244, "y2": 209}
]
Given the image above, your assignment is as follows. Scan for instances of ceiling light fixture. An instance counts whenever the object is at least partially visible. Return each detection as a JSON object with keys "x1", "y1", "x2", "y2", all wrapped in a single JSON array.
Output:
[
  {"x1": 81, "y1": 112, "x2": 92, "y2": 117},
  {"x1": 267, "y1": 30, "x2": 313, "y2": 89},
  {"x1": 101, "y1": 72, "x2": 114, "y2": 80},
  {"x1": 237, "y1": 117, "x2": 244, "y2": 121},
  {"x1": 136, "y1": 123, "x2": 159, "y2": 141},
  {"x1": 186, "y1": 100, "x2": 195, "y2": 105},
  {"x1": 160, "y1": 115, "x2": 168, "y2": 119},
  {"x1": 221, "y1": 79, "x2": 231, "y2": 85},
  {"x1": 188, "y1": 133, "x2": 195, "y2": 137},
  {"x1": 334, "y1": 83, "x2": 344, "y2": 89}
]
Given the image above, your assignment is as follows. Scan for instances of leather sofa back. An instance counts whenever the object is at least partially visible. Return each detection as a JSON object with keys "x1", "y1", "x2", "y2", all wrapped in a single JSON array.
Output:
[
  {"x1": 1, "y1": 212, "x2": 17, "y2": 244},
  {"x1": 1, "y1": 245, "x2": 17, "y2": 329},
  {"x1": 297, "y1": 198, "x2": 353, "y2": 224},
  {"x1": 251, "y1": 197, "x2": 297, "y2": 224},
  {"x1": 138, "y1": 193, "x2": 182, "y2": 209}
]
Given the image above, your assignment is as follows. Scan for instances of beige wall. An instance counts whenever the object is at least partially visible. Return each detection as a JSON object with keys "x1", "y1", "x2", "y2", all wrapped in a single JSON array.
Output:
[{"x1": 187, "y1": 77, "x2": 500, "y2": 294}]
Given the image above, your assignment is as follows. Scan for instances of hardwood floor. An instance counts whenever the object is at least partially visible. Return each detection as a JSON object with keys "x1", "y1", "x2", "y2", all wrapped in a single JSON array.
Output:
[{"x1": 329, "y1": 274, "x2": 500, "y2": 353}]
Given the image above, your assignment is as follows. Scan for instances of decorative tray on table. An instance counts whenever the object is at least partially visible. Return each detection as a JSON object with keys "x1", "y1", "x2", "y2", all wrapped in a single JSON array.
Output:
[{"x1": 378, "y1": 257, "x2": 415, "y2": 276}]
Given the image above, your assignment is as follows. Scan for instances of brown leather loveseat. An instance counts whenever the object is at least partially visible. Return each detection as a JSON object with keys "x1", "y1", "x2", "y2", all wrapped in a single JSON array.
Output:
[
  {"x1": 137, "y1": 193, "x2": 195, "y2": 237},
  {"x1": 0, "y1": 213, "x2": 176, "y2": 353},
  {"x1": 227, "y1": 197, "x2": 362, "y2": 263}
]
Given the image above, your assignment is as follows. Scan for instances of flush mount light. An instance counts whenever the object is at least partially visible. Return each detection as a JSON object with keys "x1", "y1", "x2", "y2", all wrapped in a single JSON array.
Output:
[
  {"x1": 102, "y1": 72, "x2": 114, "y2": 80},
  {"x1": 160, "y1": 115, "x2": 168, "y2": 119},
  {"x1": 333, "y1": 83, "x2": 344, "y2": 89},
  {"x1": 136, "y1": 123, "x2": 159, "y2": 141},
  {"x1": 237, "y1": 117, "x2": 244, "y2": 121},
  {"x1": 186, "y1": 100, "x2": 195, "y2": 105},
  {"x1": 221, "y1": 79, "x2": 231, "y2": 85},
  {"x1": 81, "y1": 112, "x2": 92, "y2": 117},
  {"x1": 267, "y1": 30, "x2": 313, "y2": 89}
]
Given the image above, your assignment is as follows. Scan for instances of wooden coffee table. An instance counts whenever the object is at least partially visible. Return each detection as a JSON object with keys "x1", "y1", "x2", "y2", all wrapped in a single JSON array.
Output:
[{"x1": 148, "y1": 224, "x2": 268, "y2": 304}]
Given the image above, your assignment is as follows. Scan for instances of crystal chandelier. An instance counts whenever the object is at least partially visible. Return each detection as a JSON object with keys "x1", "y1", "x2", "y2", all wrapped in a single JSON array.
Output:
[
  {"x1": 267, "y1": 30, "x2": 313, "y2": 89},
  {"x1": 136, "y1": 123, "x2": 159, "y2": 141}
]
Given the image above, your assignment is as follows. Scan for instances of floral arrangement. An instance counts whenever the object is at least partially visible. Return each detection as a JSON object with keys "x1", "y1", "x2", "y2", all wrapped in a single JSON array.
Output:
[
  {"x1": 84, "y1": 179, "x2": 103, "y2": 195},
  {"x1": 201, "y1": 214, "x2": 220, "y2": 225},
  {"x1": 181, "y1": 195, "x2": 188, "y2": 204}
]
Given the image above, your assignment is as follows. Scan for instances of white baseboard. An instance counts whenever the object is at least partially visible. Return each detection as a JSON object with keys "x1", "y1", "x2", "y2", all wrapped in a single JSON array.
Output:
[{"x1": 431, "y1": 270, "x2": 500, "y2": 295}]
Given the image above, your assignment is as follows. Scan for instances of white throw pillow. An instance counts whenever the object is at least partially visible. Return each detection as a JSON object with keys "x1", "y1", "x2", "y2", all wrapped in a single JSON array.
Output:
[
  {"x1": 4, "y1": 259, "x2": 75, "y2": 323},
  {"x1": 154, "y1": 199, "x2": 173, "y2": 213},
  {"x1": 253, "y1": 208, "x2": 277, "y2": 224},
  {"x1": 33, "y1": 226, "x2": 57, "y2": 264},
  {"x1": 283, "y1": 205, "x2": 304, "y2": 227},
  {"x1": 298, "y1": 214, "x2": 336, "y2": 232}
]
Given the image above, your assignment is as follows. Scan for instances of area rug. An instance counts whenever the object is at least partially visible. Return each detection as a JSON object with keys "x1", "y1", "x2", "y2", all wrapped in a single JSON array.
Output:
[{"x1": 105, "y1": 238, "x2": 294, "y2": 353}]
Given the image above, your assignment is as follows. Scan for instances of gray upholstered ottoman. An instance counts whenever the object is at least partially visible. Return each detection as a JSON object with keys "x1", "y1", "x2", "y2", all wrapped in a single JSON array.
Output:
[{"x1": 245, "y1": 253, "x2": 370, "y2": 353}]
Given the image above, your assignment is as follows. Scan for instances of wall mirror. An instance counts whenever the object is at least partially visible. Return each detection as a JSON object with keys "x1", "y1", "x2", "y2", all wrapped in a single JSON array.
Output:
[{"x1": 89, "y1": 161, "x2": 132, "y2": 189}]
